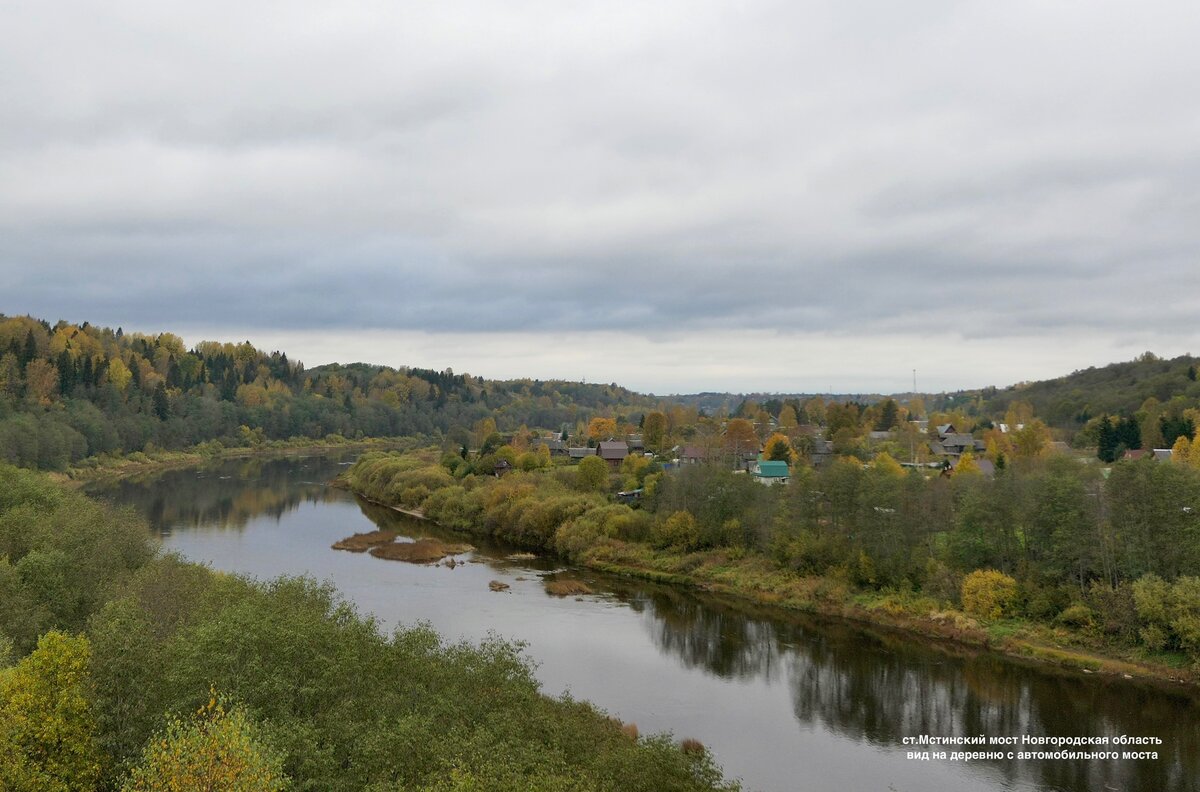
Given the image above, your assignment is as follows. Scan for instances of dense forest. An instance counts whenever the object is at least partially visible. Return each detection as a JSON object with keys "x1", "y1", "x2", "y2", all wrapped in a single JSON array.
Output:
[
  {"x1": 0, "y1": 464, "x2": 735, "y2": 791},
  {"x1": 0, "y1": 315, "x2": 658, "y2": 470}
]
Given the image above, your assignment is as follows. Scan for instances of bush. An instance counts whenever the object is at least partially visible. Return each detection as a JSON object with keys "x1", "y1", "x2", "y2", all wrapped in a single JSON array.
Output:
[
  {"x1": 650, "y1": 511, "x2": 700, "y2": 551},
  {"x1": 1055, "y1": 603, "x2": 1094, "y2": 629},
  {"x1": 960, "y1": 569, "x2": 1018, "y2": 620},
  {"x1": 576, "y1": 456, "x2": 609, "y2": 492}
]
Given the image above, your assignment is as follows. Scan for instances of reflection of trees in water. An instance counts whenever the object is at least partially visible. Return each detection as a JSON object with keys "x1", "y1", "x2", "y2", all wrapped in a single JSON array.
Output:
[
  {"x1": 87, "y1": 455, "x2": 349, "y2": 532},
  {"x1": 784, "y1": 624, "x2": 1199, "y2": 792},
  {"x1": 604, "y1": 582, "x2": 791, "y2": 681},
  {"x1": 604, "y1": 578, "x2": 1200, "y2": 792}
]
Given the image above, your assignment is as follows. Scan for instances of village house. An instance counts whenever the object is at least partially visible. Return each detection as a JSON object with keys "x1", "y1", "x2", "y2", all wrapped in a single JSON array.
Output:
[
  {"x1": 752, "y1": 459, "x2": 790, "y2": 485},
  {"x1": 568, "y1": 447, "x2": 597, "y2": 460},
  {"x1": 597, "y1": 440, "x2": 629, "y2": 470}
]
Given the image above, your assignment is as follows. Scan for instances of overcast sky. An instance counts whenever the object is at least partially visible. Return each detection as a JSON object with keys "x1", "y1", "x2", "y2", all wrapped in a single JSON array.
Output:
[{"x1": 3, "y1": 1, "x2": 1199, "y2": 394}]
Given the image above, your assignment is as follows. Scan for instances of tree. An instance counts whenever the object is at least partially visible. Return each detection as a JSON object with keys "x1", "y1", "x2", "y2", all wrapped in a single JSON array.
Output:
[
  {"x1": 587, "y1": 417, "x2": 617, "y2": 442},
  {"x1": 642, "y1": 411, "x2": 668, "y2": 452},
  {"x1": 724, "y1": 419, "x2": 757, "y2": 454},
  {"x1": 122, "y1": 694, "x2": 286, "y2": 792},
  {"x1": 874, "y1": 399, "x2": 899, "y2": 431},
  {"x1": 951, "y1": 452, "x2": 981, "y2": 478},
  {"x1": 762, "y1": 433, "x2": 794, "y2": 463},
  {"x1": 152, "y1": 382, "x2": 171, "y2": 421},
  {"x1": 1011, "y1": 420, "x2": 1050, "y2": 459},
  {"x1": 576, "y1": 455, "x2": 609, "y2": 492},
  {"x1": 1173, "y1": 435, "x2": 1192, "y2": 465},
  {"x1": 23, "y1": 359, "x2": 58, "y2": 406},
  {"x1": 0, "y1": 631, "x2": 103, "y2": 792}
]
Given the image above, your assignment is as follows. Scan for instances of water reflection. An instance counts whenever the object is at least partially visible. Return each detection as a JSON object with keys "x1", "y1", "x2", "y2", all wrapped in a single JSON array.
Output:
[
  {"x1": 85, "y1": 454, "x2": 352, "y2": 533},
  {"x1": 89, "y1": 454, "x2": 1200, "y2": 792}
]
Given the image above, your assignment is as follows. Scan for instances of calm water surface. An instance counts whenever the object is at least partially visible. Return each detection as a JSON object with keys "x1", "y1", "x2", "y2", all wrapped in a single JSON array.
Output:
[{"x1": 87, "y1": 455, "x2": 1200, "y2": 792}]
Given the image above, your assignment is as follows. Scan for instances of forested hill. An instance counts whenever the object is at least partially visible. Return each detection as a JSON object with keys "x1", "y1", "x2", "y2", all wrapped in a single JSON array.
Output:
[
  {"x1": 0, "y1": 314, "x2": 658, "y2": 470},
  {"x1": 973, "y1": 352, "x2": 1200, "y2": 430}
]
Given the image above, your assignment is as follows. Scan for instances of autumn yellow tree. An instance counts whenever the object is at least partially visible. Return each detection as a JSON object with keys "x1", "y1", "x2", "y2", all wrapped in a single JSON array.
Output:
[
  {"x1": 872, "y1": 451, "x2": 905, "y2": 478},
  {"x1": 122, "y1": 693, "x2": 286, "y2": 792},
  {"x1": 1011, "y1": 420, "x2": 1051, "y2": 459},
  {"x1": 952, "y1": 451, "x2": 982, "y2": 478},
  {"x1": 762, "y1": 433, "x2": 795, "y2": 463},
  {"x1": 587, "y1": 417, "x2": 618, "y2": 442},
  {"x1": 23, "y1": 359, "x2": 58, "y2": 405},
  {"x1": 0, "y1": 631, "x2": 103, "y2": 792},
  {"x1": 1172, "y1": 435, "x2": 1192, "y2": 464}
]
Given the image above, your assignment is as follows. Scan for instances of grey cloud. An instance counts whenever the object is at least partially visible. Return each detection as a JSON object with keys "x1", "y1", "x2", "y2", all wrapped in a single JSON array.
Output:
[{"x1": 2, "y1": 0, "x2": 1200, "y2": 375}]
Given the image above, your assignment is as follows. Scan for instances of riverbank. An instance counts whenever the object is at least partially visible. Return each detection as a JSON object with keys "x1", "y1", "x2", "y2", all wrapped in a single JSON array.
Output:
[
  {"x1": 578, "y1": 542, "x2": 1197, "y2": 690},
  {"x1": 337, "y1": 453, "x2": 1199, "y2": 692},
  {"x1": 53, "y1": 436, "x2": 412, "y2": 485}
]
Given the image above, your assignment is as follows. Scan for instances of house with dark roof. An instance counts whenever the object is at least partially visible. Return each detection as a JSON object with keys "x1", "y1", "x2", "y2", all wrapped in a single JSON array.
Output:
[
  {"x1": 568, "y1": 447, "x2": 597, "y2": 460},
  {"x1": 680, "y1": 445, "x2": 715, "y2": 464},
  {"x1": 597, "y1": 440, "x2": 629, "y2": 469},
  {"x1": 938, "y1": 433, "x2": 984, "y2": 457}
]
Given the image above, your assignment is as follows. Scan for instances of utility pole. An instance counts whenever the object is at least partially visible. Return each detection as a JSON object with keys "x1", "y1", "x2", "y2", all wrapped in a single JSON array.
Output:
[{"x1": 910, "y1": 369, "x2": 917, "y2": 463}]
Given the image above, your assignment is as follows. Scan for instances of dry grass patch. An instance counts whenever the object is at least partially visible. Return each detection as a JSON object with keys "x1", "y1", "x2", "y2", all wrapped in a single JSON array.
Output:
[
  {"x1": 331, "y1": 530, "x2": 398, "y2": 552},
  {"x1": 368, "y1": 538, "x2": 474, "y2": 563},
  {"x1": 545, "y1": 579, "x2": 594, "y2": 596}
]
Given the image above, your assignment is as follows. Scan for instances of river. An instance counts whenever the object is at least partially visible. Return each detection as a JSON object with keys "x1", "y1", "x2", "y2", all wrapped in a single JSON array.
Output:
[{"x1": 86, "y1": 453, "x2": 1200, "y2": 792}]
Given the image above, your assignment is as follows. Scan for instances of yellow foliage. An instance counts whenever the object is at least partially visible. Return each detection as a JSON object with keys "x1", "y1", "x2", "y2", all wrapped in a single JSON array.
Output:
[
  {"x1": 961, "y1": 569, "x2": 1018, "y2": 620},
  {"x1": 0, "y1": 632, "x2": 103, "y2": 792},
  {"x1": 872, "y1": 451, "x2": 905, "y2": 478},
  {"x1": 952, "y1": 451, "x2": 982, "y2": 478},
  {"x1": 1172, "y1": 435, "x2": 1191, "y2": 464},
  {"x1": 587, "y1": 417, "x2": 618, "y2": 441},
  {"x1": 122, "y1": 692, "x2": 286, "y2": 792},
  {"x1": 762, "y1": 433, "x2": 795, "y2": 463}
]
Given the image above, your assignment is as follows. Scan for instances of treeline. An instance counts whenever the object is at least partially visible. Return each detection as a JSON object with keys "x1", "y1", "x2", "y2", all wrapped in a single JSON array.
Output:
[
  {"x1": 345, "y1": 450, "x2": 1200, "y2": 665},
  {"x1": 969, "y1": 351, "x2": 1200, "y2": 443},
  {"x1": 0, "y1": 315, "x2": 659, "y2": 470},
  {"x1": 0, "y1": 463, "x2": 736, "y2": 791}
]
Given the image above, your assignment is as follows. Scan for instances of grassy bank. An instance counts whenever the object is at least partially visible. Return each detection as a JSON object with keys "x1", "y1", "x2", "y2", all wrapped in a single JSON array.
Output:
[
  {"x1": 56, "y1": 435, "x2": 413, "y2": 483},
  {"x1": 340, "y1": 450, "x2": 1200, "y2": 690},
  {"x1": 578, "y1": 542, "x2": 1195, "y2": 687},
  {"x1": 0, "y1": 462, "x2": 738, "y2": 791}
]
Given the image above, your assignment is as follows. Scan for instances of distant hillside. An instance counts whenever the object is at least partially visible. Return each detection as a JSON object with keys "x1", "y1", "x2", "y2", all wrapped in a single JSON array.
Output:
[
  {"x1": 0, "y1": 314, "x2": 662, "y2": 470},
  {"x1": 976, "y1": 352, "x2": 1200, "y2": 428}
]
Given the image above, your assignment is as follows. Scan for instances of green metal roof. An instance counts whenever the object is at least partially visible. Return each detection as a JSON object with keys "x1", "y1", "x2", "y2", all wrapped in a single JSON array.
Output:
[{"x1": 755, "y1": 460, "x2": 790, "y2": 477}]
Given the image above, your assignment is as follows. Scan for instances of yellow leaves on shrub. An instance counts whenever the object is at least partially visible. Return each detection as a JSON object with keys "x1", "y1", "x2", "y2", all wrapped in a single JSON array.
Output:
[
  {"x1": 122, "y1": 692, "x2": 286, "y2": 792},
  {"x1": 960, "y1": 569, "x2": 1018, "y2": 620}
]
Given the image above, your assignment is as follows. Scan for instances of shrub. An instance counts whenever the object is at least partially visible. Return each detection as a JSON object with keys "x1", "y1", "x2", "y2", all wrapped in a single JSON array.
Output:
[
  {"x1": 1055, "y1": 603, "x2": 1094, "y2": 629},
  {"x1": 576, "y1": 456, "x2": 609, "y2": 492},
  {"x1": 650, "y1": 511, "x2": 700, "y2": 551},
  {"x1": 960, "y1": 569, "x2": 1018, "y2": 620}
]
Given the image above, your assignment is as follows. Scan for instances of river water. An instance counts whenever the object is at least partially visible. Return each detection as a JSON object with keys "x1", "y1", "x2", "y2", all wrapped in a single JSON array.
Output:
[{"x1": 86, "y1": 454, "x2": 1200, "y2": 792}]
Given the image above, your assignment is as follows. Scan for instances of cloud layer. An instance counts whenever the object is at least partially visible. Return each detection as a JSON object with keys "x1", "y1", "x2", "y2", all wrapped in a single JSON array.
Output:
[{"x1": 3, "y1": 1, "x2": 1199, "y2": 390}]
